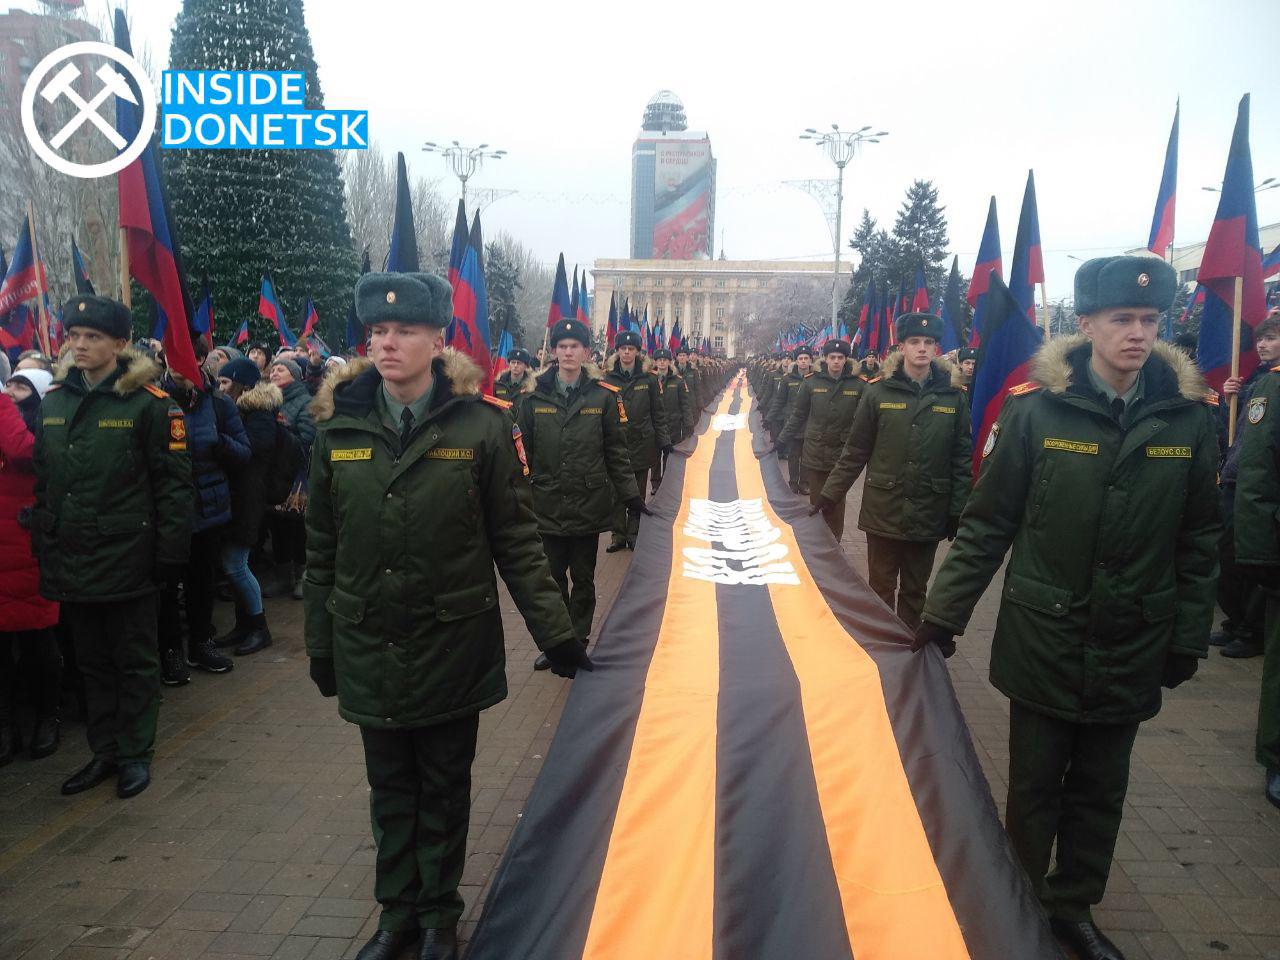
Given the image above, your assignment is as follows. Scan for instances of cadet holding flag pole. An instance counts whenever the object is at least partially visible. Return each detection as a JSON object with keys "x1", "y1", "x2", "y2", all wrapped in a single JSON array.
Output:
[
  {"x1": 917, "y1": 257, "x2": 1221, "y2": 960},
  {"x1": 303, "y1": 272, "x2": 582, "y2": 960}
]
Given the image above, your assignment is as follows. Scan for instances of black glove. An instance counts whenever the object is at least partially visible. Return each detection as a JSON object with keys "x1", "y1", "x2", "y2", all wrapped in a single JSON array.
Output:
[
  {"x1": 774, "y1": 439, "x2": 788, "y2": 458},
  {"x1": 946, "y1": 516, "x2": 960, "y2": 541},
  {"x1": 1238, "y1": 564, "x2": 1280, "y2": 591},
  {"x1": 309, "y1": 657, "x2": 338, "y2": 697},
  {"x1": 543, "y1": 639, "x2": 595, "y2": 679},
  {"x1": 1162, "y1": 654, "x2": 1199, "y2": 690},
  {"x1": 152, "y1": 561, "x2": 184, "y2": 587},
  {"x1": 627, "y1": 496, "x2": 653, "y2": 516},
  {"x1": 662, "y1": 444, "x2": 674, "y2": 457},
  {"x1": 808, "y1": 495, "x2": 834, "y2": 517},
  {"x1": 910, "y1": 621, "x2": 957, "y2": 658}
]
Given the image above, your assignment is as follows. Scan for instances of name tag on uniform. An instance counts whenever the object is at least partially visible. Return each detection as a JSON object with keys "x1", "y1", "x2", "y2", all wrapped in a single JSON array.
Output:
[
  {"x1": 879, "y1": 401, "x2": 907, "y2": 410},
  {"x1": 534, "y1": 406, "x2": 557, "y2": 414},
  {"x1": 813, "y1": 387, "x2": 830, "y2": 394},
  {"x1": 98, "y1": 418, "x2": 134, "y2": 428},
  {"x1": 331, "y1": 448, "x2": 373, "y2": 461},
  {"x1": 842, "y1": 389, "x2": 859, "y2": 396},
  {"x1": 42, "y1": 417, "x2": 65, "y2": 426},
  {"x1": 426, "y1": 448, "x2": 474, "y2": 460},
  {"x1": 1044, "y1": 438, "x2": 1099, "y2": 455},
  {"x1": 580, "y1": 407, "x2": 603, "y2": 415},
  {"x1": 634, "y1": 384, "x2": 648, "y2": 391},
  {"x1": 932, "y1": 406, "x2": 956, "y2": 414},
  {"x1": 1147, "y1": 445, "x2": 1191, "y2": 458}
]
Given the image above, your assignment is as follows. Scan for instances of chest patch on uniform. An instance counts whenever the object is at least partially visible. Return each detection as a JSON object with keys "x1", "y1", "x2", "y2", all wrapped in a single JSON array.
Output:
[
  {"x1": 331, "y1": 448, "x2": 373, "y2": 462},
  {"x1": 425, "y1": 448, "x2": 474, "y2": 460},
  {"x1": 1044, "y1": 438, "x2": 1099, "y2": 455},
  {"x1": 99, "y1": 418, "x2": 134, "y2": 428},
  {"x1": 932, "y1": 406, "x2": 956, "y2": 414},
  {"x1": 1147, "y1": 445, "x2": 1191, "y2": 458},
  {"x1": 534, "y1": 406, "x2": 557, "y2": 414},
  {"x1": 42, "y1": 417, "x2": 65, "y2": 426},
  {"x1": 982, "y1": 422, "x2": 1000, "y2": 458},
  {"x1": 879, "y1": 401, "x2": 907, "y2": 410},
  {"x1": 1248, "y1": 396, "x2": 1267, "y2": 424},
  {"x1": 580, "y1": 407, "x2": 603, "y2": 415}
]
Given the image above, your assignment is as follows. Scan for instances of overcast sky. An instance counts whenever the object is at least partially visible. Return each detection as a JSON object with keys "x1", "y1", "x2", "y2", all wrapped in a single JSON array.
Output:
[{"x1": 14, "y1": 0, "x2": 1280, "y2": 298}]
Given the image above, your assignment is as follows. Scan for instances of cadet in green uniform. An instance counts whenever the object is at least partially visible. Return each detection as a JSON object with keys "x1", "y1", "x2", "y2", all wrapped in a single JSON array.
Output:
[
  {"x1": 493, "y1": 348, "x2": 534, "y2": 405},
  {"x1": 652, "y1": 348, "x2": 694, "y2": 486},
  {"x1": 675, "y1": 346, "x2": 701, "y2": 412},
  {"x1": 521, "y1": 318, "x2": 642, "y2": 671},
  {"x1": 1230, "y1": 344, "x2": 1280, "y2": 810},
  {"x1": 954, "y1": 347, "x2": 976, "y2": 391},
  {"x1": 304, "y1": 273, "x2": 583, "y2": 960},
  {"x1": 781, "y1": 340, "x2": 865, "y2": 537},
  {"x1": 767, "y1": 347, "x2": 813, "y2": 493},
  {"x1": 33, "y1": 296, "x2": 193, "y2": 800},
  {"x1": 604, "y1": 330, "x2": 670, "y2": 552},
  {"x1": 815, "y1": 314, "x2": 971, "y2": 627},
  {"x1": 917, "y1": 258, "x2": 1220, "y2": 960}
]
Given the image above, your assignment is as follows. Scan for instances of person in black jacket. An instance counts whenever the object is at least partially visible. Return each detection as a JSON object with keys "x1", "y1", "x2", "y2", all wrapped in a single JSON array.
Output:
[
  {"x1": 157, "y1": 349, "x2": 251, "y2": 684},
  {"x1": 215, "y1": 358, "x2": 282, "y2": 655}
]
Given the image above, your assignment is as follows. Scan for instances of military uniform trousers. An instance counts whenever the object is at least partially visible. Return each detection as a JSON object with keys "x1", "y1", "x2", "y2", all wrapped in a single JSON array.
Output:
[
  {"x1": 787, "y1": 450, "x2": 803, "y2": 493},
  {"x1": 360, "y1": 713, "x2": 480, "y2": 932},
  {"x1": 611, "y1": 469, "x2": 648, "y2": 547},
  {"x1": 1006, "y1": 702, "x2": 1140, "y2": 922},
  {"x1": 864, "y1": 533, "x2": 939, "y2": 629},
  {"x1": 1258, "y1": 593, "x2": 1280, "y2": 773},
  {"x1": 804, "y1": 468, "x2": 845, "y2": 540},
  {"x1": 1218, "y1": 486, "x2": 1265, "y2": 644},
  {"x1": 64, "y1": 595, "x2": 161, "y2": 764},
  {"x1": 543, "y1": 533, "x2": 600, "y2": 642}
]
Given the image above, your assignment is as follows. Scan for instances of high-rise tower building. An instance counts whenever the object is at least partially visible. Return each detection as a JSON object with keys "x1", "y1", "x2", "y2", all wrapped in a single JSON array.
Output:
[{"x1": 630, "y1": 91, "x2": 716, "y2": 260}]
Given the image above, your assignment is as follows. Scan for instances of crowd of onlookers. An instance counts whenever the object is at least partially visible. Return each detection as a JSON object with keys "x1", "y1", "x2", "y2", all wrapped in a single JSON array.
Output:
[{"x1": 0, "y1": 336, "x2": 340, "y2": 765}]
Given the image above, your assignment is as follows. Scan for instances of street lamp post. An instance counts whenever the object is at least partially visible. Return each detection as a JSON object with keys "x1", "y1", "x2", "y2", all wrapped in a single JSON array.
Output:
[
  {"x1": 1201, "y1": 176, "x2": 1277, "y2": 195},
  {"x1": 422, "y1": 140, "x2": 507, "y2": 206},
  {"x1": 799, "y1": 124, "x2": 888, "y2": 330}
]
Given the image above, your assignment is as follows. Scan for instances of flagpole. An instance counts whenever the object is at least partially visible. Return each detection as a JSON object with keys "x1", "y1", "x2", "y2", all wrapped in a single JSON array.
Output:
[
  {"x1": 1228, "y1": 275, "x2": 1244, "y2": 446},
  {"x1": 119, "y1": 225, "x2": 131, "y2": 309},
  {"x1": 1039, "y1": 282, "x2": 1050, "y2": 339},
  {"x1": 26, "y1": 200, "x2": 52, "y2": 356}
]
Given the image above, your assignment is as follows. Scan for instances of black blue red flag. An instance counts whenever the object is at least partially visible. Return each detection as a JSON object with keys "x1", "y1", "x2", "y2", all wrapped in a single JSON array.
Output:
[
  {"x1": 386, "y1": 152, "x2": 420, "y2": 273},
  {"x1": 71, "y1": 236, "x2": 94, "y2": 295},
  {"x1": 258, "y1": 274, "x2": 296, "y2": 347},
  {"x1": 606, "y1": 292, "x2": 618, "y2": 350},
  {"x1": 1008, "y1": 171, "x2": 1045, "y2": 322},
  {"x1": 193, "y1": 279, "x2": 214, "y2": 348},
  {"x1": 346, "y1": 248, "x2": 370, "y2": 356},
  {"x1": 966, "y1": 197, "x2": 1003, "y2": 348},
  {"x1": 0, "y1": 215, "x2": 47, "y2": 316},
  {"x1": 546, "y1": 254, "x2": 572, "y2": 329},
  {"x1": 940, "y1": 256, "x2": 964, "y2": 353},
  {"x1": 970, "y1": 274, "x2": 1043, "y2": 478},
  {"x1": 1196, "y1": 94, "x2": 1266, "y2": 392},
  {"x1": 449, "y1": 211, "x2": 494, "y2": 394},
  {"x1": 1147, "y1": 100, "x2": 1179, "y2": 259},
  {"x1": 299, "y1": 296, "x2": 319, "y2": 341},
  {"x1": 113, "y1": 9, "x2": 201, "y2": 385},
  {"x1": 912, "y1": 260, "x2": 930, "y2": 313}
]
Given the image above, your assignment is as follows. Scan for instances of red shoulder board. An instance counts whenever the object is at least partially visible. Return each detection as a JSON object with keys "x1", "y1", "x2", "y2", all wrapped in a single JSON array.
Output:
[
  {"x1": 1008, "y1": 382, "x2": 1041, "y2": 397},
  {"x1": 482, "y1": 394, "x2": 513, "y2": 410},
  {"x1": 1270, "y1": 363, "x2": 1280, "y2": 373},
  {"x1": 865, "y1": 376, "x2": 882, "y2": 384},
  {"x1": 598, "y1": 381, "x2": 621, "y2": 394},
  {"x1": 1202, "y1": 392, "x2": 1219, "y2": 407},
  {"x1": 143, "y1": 383, "x2": 169, "y2": 399}
]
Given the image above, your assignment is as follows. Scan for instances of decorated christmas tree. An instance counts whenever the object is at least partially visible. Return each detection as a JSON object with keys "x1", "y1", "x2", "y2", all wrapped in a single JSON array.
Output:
[{"x1": 165, "y1": 0, "x2": 358, "y2": 346}]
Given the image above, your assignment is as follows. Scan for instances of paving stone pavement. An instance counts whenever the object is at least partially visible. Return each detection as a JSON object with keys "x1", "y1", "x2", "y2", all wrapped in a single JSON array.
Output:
[{"x1": 1, "y1": 477, "x2": 1277, "y2": 960}]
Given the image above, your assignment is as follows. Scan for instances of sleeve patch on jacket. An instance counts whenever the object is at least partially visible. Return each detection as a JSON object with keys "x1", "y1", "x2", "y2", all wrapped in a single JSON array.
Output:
[
  {"x1": 168, "y1": 417, "x2": 187, "y2": 442},
  {"x1": 511, "y1": 424, "x2": 529, "y2": 476},
  {"x1": 982, "y1": 422, "x2": 999, "y2": 458},
  {"x1": 1248, "y1": 396, "x2": 1267, "y2": 424}
]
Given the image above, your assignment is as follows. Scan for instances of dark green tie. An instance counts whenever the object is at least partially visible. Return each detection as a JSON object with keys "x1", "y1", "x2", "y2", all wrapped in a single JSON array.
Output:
[{"x1": 399, "y1": 407, "x2": 414, "y2": 453}]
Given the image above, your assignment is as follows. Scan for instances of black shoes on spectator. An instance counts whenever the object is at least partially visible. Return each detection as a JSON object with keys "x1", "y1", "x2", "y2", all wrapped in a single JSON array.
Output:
[
  {"x1": 29, "y1": 717, "x2": 59, "y2": 759},
  {"x1": 418, "y1": 928, "x2": 457, "y2": 960},
  {"x1": 189, "y1": 639, "x2": 233, "y2": 674},
  {"x1": 161, "y1": 648, "x2": 190, "y2": 686},
  {"x1": 354, "y1": 929, "x2": 417, "y2": 960},
  {"x1": 1050, "y1": 918, "x2": 1126, "y2": 960},
  {"x1": 61, "y1": 756, "x2": 117, "y2": 795},
  {"x1": 116, "y1": 762, "x2": 151, "y2": 798}
]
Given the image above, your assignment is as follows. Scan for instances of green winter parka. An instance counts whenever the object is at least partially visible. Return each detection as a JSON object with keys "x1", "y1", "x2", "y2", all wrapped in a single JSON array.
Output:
[
  {"x1": 923, "y1": 337, "x2": 1222, "y2": 724},
  {"x1": 765, "y1": 368, "x2": 810, "y2": 435},
  {"x1": 32, "y1": 349, "x2": 193, "y2": 603},
  {"x1": 778, "y1": 367, "x2": 865, "y2": 473},
  {"x1": 493, "y1": 367, "x2": 535, "y2": 407},
  {"x1": 821, "y1": 353, "x2": 972, "y2": 541},
  {"x1": 303, "y1": 350, "x2": 575, "y2": 729},
  {"x1": 516, "y1": 365, "x2": 639, "y2": 536},
  {"x1": 602, "y1": 354, "x2": 671, "y2": 473},
  {"x1": 656, "y1": 370, "x2": 696, "y2": 445},
  {"x1": 1233, "y1": 364, "x2": 1280, "y2": 566}
]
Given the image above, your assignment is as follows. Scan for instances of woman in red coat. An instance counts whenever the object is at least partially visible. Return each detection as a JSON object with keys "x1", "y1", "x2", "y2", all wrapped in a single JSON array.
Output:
[{"x1": 1, "y1": 369, "x2": 62, "y2": 764}]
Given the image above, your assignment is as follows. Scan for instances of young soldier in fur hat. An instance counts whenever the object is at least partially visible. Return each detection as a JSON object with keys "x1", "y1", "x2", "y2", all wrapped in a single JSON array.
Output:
[
  {"x1": 814, "y1": 313, "x2": 971, "y2": 625},
  {"x1": 918, "y1": 257, "x2": 1221, "y2": 960},
  {"x1": 767, "y1": 346, "x2": 814, "y2": 493},
  {"x1": 33, "y1": 296, "x2": 193, "y2": 800},
  {"x1": 493, "y1": 348, "x2": 535, "y2": 405},
  {"x1": 603, "y1": 330, "x2": 669, "y2": 551},
  {"x1": 304, "y1": 273, "x2": 583, "y2": 960}
]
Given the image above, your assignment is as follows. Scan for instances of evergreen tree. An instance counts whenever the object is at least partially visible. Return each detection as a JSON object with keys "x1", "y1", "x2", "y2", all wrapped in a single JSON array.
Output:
[
  {"x1": 486, "y1": 242, "x2": 524, "y2": 350},
  {"x1": 165, "y1": 0, "x2": 358, "y2": 346},
  {"x1": 848, "y1": 209, "x2": 894, "y2": 290},
  {"x1": 889, "y1": 179, "x2": 949, "y2": 295}
]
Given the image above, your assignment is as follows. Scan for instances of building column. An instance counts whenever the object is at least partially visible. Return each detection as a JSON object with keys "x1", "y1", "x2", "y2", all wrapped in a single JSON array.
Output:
[
  {"x1": 703, "y1": 295, "x2": 712, "y2": 347},
  {"x1": 683, "y1": 292, "x2": 692, "y2": 331},
  {"x1": 664, "y1": 292, "x2": 672, "y2": 329}
]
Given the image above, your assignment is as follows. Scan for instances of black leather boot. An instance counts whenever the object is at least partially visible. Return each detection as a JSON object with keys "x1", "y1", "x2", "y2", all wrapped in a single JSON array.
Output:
[
  {"x1": 1050, "y1": 918, "x2": 1126, "y2": 960},
  {"x1": 28, "y1": 716, "x2": 60, "y2": 759},
  {"x1": 417, "y1": 927, "x2": 457, "y2": 960},
  {"x1": 61, "y1": 756, "x2": 117, "y2": 795},
  {"x1": 354, "y1": 929, "x2": 418, "y2": 960},
  {"x1": 215, "y1": 610, "x2": 251, "y2": 648},
  {"x1": 234, "y1": 613, "x2": 273, "y2": 656},
  {"x1": 116, "y1": 761, "x2": 151, "y2": 799}
]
